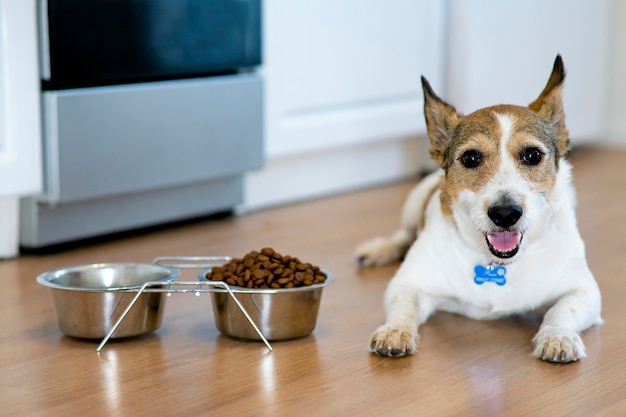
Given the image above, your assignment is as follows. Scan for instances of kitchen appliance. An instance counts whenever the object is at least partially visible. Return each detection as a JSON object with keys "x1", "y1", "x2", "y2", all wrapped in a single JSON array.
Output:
[{"x1": 21, "y1": 0, "x2": 263, "y2": 249}]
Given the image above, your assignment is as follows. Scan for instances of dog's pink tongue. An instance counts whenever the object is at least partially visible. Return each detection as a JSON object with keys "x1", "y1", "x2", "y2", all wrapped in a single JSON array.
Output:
[{"x1": 488, "y1": 231, "x2": 521, "y2": 252}]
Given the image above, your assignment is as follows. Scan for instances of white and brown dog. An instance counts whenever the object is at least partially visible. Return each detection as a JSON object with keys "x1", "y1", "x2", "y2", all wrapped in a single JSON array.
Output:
[{"x1": 356, "y1": 56, "x2": 602, "y2": 363}]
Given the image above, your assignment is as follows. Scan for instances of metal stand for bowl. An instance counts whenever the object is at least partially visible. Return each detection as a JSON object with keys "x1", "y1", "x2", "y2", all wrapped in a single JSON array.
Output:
[{"x1": 96, "y1": 257, "x2": 273, "y2": 353}]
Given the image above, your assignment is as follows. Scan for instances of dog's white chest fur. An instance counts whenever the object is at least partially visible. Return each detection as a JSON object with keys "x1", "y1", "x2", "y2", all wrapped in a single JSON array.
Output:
[{"x1": 396, "y1": 164, "x2": 592, "y2": 321}]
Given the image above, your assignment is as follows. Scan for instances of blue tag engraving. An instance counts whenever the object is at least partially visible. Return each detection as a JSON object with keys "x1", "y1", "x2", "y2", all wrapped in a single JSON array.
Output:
[{"x1": 474, "y1": 264, "x2": 507, "y2": 286}]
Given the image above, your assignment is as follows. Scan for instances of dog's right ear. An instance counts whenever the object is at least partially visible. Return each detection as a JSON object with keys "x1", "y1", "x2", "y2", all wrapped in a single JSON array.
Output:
[
  {"x1": 421, "y1": 76, "x2": 463, "y2": 167},
  {"x1": 528, "y1": 55, "x2": 570, "y2": 156}
]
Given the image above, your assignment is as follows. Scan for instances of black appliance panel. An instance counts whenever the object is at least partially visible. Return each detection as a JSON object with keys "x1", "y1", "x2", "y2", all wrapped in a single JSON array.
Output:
[{"x1": 43, "y1": 0, "x2": 262, "y2": 90}]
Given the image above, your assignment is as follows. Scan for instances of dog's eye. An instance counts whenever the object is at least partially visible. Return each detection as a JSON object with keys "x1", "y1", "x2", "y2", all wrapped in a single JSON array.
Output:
[
  {"x1": 460, "y1": 150, "x2": 483, "y2": 169},
  {"x1": 521, "y1": 147, "x2": 543, "y2": 166}
]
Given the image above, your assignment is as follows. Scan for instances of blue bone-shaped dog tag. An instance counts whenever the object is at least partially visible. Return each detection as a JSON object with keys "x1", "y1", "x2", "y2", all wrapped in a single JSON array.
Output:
[{"x1": 474, "y1": 264, "x2": 507, "y2": 286}]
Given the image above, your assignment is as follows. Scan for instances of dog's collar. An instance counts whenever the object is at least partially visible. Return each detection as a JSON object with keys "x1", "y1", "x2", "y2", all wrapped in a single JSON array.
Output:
[{"x1": 473, "y1": 263, "x2": 507, "y2": 286}]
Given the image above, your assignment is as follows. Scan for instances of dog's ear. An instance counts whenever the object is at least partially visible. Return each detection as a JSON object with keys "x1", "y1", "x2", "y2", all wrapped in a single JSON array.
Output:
[
  {"x1": 528, "y1": 55, "x2": 570, "y2": 155},
  {"x1": 421, "y1": 77, "x2": 463, "y2": 166}
]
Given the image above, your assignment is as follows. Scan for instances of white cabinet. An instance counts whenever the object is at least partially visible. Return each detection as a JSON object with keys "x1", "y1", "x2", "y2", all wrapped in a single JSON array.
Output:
[
  {"x1": 0, "y1": 0, "x2": 41, "y2": 198},
  {"x1": 0, "y1": 0, "x2": 41, "y2": 257},
  {"x1": 244, "y1": 0, "x2": 445, "y2": 210},
  {"x1": 263, "y1": 0, "x2": 445, "y2": 158}
]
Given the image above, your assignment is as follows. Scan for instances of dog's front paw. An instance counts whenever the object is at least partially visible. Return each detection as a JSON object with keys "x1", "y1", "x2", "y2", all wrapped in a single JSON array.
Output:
[
  {"x1": 356, "y1": 237, "x2": 403, "y2": 267},
  {"x1": 370, "y1": 324, "x2": 418, "y2": 357},
  {"x1": 532, "y1": 327, "x2": 586, "y2": 363}
]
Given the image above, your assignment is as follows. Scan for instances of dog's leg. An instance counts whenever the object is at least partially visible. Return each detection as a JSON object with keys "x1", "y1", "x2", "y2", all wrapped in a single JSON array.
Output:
[
  {"x1": 532, "y1": 286, "x2": 602, "y2": 363},
  {"x1": 370, "y1": 280, "x2": 437, "y2": 356},
  {"x1": 355, "y1": 229, "x2": 414, "y2": 268},
  {"x1": 355, "y1": 170, "x2": 443, "y2": 267}
]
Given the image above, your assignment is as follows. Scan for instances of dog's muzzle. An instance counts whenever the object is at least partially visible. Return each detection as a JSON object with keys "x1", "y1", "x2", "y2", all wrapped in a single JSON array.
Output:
[{"x1": 486, "y1": 203, "x2": 523, "y2": 259}]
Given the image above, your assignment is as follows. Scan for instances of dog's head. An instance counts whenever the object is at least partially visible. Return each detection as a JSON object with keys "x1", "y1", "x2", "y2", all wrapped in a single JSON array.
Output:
[{"x1": 422, "y1": 55, "x2": 570, "y2": 263}]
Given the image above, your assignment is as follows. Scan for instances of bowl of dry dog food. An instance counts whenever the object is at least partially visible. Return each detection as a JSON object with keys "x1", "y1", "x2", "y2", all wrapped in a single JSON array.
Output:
[{"x1": 200, "y1": 248, "x2": 335, "y2": 341}]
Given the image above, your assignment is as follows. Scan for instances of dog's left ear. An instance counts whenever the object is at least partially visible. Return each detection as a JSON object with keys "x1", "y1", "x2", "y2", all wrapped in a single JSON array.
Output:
[
  {"x1": 528, "y1": 55, "x2": 570, "y2": 156},
  {"x1": 421, "y1": 76, "x2": 463, "y2": 167}
]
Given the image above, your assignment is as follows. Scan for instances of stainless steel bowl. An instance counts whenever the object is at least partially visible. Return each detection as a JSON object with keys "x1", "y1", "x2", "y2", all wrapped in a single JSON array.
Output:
[
  {"x1": 199, "y1": 270, "x2": 335, "y2": 341},
  {"x1": 37, "y1": 263, "x2": 179, "y2": 339}
]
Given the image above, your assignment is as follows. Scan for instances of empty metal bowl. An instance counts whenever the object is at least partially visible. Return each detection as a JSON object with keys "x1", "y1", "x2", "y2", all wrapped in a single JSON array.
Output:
[
  {"x1": 199, "y1": 270, "x2": 335, "y2": 341},
  {"x1": 37, "y1": 263, "x2": 179, "y2": 339}
]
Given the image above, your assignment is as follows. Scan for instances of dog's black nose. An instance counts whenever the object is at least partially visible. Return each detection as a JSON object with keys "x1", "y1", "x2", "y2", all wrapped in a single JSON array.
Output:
[{"x1": 487, "y1": 204, "x2": 523, "y2": 227}]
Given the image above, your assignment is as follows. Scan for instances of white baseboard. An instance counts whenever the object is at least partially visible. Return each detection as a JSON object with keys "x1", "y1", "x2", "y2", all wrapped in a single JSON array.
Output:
[{"x1": 240, "y1": 135, "x2": 435, "y2": 213}]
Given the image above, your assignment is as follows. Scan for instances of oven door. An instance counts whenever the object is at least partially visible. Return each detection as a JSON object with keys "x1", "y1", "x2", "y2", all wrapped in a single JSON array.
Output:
[{"x1": 40, "y1": 0, "x2": 262, "y2": 90}]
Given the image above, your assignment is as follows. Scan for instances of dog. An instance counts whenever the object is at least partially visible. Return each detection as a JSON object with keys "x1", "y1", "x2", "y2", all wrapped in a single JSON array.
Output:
[{"x1": 356, "y1": 55, "x2": 602, "y2": 363}]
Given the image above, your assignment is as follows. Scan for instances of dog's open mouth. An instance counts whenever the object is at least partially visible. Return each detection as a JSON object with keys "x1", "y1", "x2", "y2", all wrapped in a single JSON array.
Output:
[{"x1": 486, "y1": 231, "x2": 522, "y2": 259}]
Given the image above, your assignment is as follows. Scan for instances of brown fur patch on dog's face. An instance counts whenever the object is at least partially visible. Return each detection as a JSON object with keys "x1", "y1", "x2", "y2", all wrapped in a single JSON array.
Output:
[
  {"x1": 442, "y1": 109, "x2": 501, "y2": 190},
  {"x1": 503, "y1": 107, "x2": 560, "y2": 194},
  {"x1": 439, "y1": 105, "x2": 560, "y2": 215}
]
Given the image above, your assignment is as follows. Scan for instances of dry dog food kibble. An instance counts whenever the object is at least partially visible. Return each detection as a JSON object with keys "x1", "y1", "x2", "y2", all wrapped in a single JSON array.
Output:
[{"x1": 206, "y1": 248, "x2": 327, "y2": 289}]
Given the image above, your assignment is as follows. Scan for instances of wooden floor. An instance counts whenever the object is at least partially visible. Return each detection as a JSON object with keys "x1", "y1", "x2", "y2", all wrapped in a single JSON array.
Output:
[{"x1": 1, "y1": 146, "x2": 625, "y2": 416}]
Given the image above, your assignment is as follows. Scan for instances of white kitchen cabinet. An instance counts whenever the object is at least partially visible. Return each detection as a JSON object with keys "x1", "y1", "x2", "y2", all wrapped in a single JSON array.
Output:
[
  {"x1": 244, "y1": 0, "x2": 446, "y2": 210},
  {"x1": 0, "y1": 0, "x2": 42, "y2": 257}
]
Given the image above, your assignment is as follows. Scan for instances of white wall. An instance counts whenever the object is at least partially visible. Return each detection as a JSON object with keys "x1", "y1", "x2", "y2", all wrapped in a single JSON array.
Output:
[
  {"x1": 445, "y1": 0, "x2": 611, "y2": 144},
  {"x1": 608, "y1": 0, "x2": 626, "y2": 144}
]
